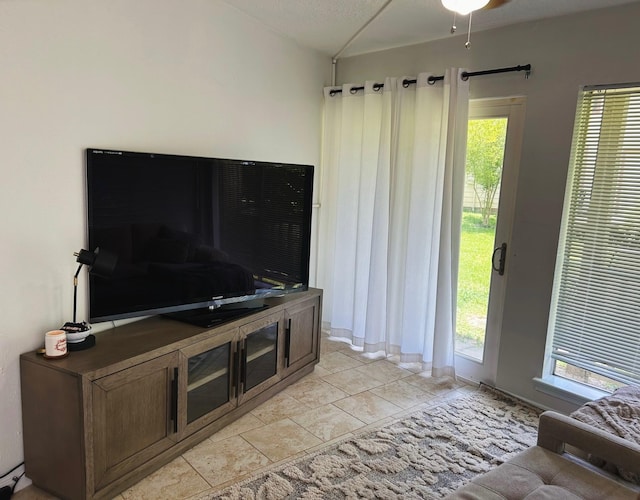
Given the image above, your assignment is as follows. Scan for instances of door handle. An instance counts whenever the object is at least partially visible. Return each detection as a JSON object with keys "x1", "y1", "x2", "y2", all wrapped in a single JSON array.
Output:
[
  {"x1": 240, "y1": 342, "x2": 247, "y2": 390},
  {"x1": 492, "y1": 242, "x2": 507, "y2": 276},
  {"x1": 232, "y1": 341, "x2": 240, "y2": 399},
  {"x1": 285, "y1": 319, "x2": 292, "y2": 367},
  {"x1": 171, "y1": 367, "x2": 178, "y2": 433}
]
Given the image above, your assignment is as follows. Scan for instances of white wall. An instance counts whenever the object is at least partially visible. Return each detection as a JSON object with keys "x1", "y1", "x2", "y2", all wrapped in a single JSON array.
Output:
[
  {"x1": 336, "y1": 3, "x2": 640, "y2": 412},
  {"x1": 0, "y1": 0, "x2": 329, "y2": 482}
]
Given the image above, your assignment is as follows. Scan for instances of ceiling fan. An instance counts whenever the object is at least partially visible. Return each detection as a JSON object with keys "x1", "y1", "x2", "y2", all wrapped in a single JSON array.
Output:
[
  {"x1": 484, "y1": 0, "x2": 511, "y2": 10},
  {"x1": 442, "y1": 0, "x2": 511, "y2": 47},
  {"x1": 442, "y1": 0, "x2": 510, "y2": 15}
]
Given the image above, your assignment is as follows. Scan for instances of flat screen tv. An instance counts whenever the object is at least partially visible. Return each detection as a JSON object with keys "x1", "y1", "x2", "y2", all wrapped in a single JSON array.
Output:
[{"x1": 86, "y1": 148, "x2": 314, "y2": 325}]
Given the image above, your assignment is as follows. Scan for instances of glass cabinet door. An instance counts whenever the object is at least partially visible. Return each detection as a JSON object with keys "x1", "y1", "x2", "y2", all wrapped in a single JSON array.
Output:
[
  {"x1": 179, "y1": 328, "x2": 238, "y2": 438},
  {"x1": 238, "y1": 313, "x2": 283, "y2": 403},
  {"x1": 186, "y1": 342, "x2": 232, "y2": 424},
  {"x1": 244, "y1": 323, "x2": 278, "y2": 391}
]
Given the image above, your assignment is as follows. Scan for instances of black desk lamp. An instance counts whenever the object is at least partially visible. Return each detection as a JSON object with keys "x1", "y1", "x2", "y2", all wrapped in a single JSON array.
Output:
[{"x1": 63, "y1": 247, "x2": 117, "y2": 350}]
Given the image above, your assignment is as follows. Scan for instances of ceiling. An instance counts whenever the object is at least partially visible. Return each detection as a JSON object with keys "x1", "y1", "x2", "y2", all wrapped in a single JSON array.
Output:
[{"x1": 222, "y1": 0, "x2": 639, "y2": 58}]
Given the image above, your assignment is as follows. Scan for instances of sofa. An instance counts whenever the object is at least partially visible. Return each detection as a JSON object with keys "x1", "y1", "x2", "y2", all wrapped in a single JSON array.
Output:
[{"x1": 447, "y1": 409, "x2": 640, "y2": 499}]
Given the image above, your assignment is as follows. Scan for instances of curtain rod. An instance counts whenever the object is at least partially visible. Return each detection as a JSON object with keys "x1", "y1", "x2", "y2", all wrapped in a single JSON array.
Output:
[{"x1": 329, "y1": 64, "x2": 532, "y2": 97}]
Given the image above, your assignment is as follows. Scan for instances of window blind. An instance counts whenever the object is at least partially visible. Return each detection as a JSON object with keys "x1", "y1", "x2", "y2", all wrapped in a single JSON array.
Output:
[{"x1": 549, "y1": 84, "x2": 640, "y2": 386}]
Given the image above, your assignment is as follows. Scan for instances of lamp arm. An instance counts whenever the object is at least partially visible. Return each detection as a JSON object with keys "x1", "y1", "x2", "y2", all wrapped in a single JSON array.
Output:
[
  {"x1": 73, "y1": 263, "x2": 84, "y2": 324},
  {"x1": 74, "y1": 263, "x2": 84, "y2": 280}
]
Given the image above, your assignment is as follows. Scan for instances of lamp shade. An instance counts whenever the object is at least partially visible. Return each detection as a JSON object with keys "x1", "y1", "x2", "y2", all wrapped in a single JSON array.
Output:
[
  {"x1": 76, "y1": 247, "x2": 118, "y2": 278},
  {"x1": 441, "y1": 0, "x2": 490, "y2": 15}
]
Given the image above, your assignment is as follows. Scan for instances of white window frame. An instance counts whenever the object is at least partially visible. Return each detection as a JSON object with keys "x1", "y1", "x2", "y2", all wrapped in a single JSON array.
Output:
[{"x1": 539, "y1": 83, "x2": 640, "y2": 402}]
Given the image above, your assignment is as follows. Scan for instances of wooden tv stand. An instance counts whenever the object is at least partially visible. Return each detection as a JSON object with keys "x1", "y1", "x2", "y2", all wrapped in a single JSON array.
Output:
[{"x1": 20, "y1": 288, "x2": 322, "y2": 500}]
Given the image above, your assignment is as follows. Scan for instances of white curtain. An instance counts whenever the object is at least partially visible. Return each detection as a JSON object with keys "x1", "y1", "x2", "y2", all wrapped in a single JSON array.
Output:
[{"x1": 317, "y1": 69, "x2": 469, "y2": 377}]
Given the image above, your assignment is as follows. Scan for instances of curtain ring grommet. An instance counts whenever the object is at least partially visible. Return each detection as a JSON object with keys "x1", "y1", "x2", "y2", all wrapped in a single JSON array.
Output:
[
  {"x1": 427, "y1": 77, "x2": 436, "y2": 86},
  {"x1": 461, "y1": 72, "x2": 470, "y2": 81},
  {"x1": 349, "y1": 87, "x2": 358, "y2": 95}
]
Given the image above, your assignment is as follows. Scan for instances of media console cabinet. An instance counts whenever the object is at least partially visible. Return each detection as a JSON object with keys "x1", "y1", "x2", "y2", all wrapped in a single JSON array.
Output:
[{"x1": 20, "y1": 288, "x2": 322, "y2": 500}]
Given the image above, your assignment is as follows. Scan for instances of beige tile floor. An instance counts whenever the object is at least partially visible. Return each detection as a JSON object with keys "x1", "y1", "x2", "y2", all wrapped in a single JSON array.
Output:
[{"x1": 16, "y1": 332, "x2": 472, "y2": 500}]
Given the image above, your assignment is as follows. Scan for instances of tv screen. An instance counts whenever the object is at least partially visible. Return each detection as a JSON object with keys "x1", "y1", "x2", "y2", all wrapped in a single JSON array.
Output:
[{"x1": 86, "y1": 148, "x2": 314, "y2": 324}]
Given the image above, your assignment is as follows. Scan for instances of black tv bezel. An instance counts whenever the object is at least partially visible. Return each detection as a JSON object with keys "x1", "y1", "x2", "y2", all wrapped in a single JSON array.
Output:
[{"x1": 85, "y1": 148, "x2": 314, "y2": 324}]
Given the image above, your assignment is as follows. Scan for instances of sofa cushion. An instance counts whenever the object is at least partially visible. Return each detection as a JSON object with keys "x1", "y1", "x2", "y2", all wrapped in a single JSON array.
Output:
[{"x1": 447, "y1": 446, "x2": 639, "y2": 499}]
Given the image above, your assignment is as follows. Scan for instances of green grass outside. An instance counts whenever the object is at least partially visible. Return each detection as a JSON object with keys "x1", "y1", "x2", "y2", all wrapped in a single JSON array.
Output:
[{"x1": 456, "y1": 211, "x2": 496, "y2": 345}]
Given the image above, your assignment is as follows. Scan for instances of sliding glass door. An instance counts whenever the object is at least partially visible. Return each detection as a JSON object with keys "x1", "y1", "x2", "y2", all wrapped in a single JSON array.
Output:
[{"x1": 454, "y1": 97, "x2": 525, "y2": 384}]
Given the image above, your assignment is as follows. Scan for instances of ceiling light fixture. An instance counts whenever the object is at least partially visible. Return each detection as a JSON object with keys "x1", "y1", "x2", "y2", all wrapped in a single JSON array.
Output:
[
  {"x1": 441, "y1": 0, "x2": 490, "y2": 48},
  {"x1": 441, "y1": 0, "x2": 490, "y2": 16}
]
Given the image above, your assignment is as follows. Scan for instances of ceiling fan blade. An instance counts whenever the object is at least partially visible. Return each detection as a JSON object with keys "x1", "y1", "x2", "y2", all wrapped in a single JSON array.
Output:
[{"x1": 483, "y1": 0, "x2": 510, "y2": 9}]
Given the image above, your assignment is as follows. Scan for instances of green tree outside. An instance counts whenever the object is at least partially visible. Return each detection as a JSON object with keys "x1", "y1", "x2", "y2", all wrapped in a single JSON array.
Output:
[{"x1": 466, "y1": 118, "x2": 507, "y2": 226}]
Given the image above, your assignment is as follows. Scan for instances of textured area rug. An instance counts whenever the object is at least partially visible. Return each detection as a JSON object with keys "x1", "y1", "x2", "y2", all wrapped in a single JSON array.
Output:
[{"x1": 211, "y1": 387, "x2": 541, "y2": 499}]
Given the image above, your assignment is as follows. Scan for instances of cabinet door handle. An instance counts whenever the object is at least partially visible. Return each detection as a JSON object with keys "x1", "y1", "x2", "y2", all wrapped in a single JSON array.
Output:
[
  {"x1": 240, "y1": 343, "x2": 247, "y2": 389},
  {"x1": 285, "y1": 319, "x2": 292, "y2": 367},
  {"x1": 230, "y1": 343, "x2": 237, "y2": 398},
  {"x1": 171, "y1": 367, "x2": 178, "y2": 434},
  {"x1": 234, "y1": 341, "x2": 242, "y2": 398}
]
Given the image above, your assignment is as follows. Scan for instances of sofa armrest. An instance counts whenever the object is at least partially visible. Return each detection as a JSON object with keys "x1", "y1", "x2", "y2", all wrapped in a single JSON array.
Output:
[{"x1": 537, "y1": 410, "x2": 640, "y2": 476}]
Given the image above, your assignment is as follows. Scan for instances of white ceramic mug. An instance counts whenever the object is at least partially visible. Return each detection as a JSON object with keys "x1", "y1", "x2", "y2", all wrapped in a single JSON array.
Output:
[{"x1": 45, "y1": 330, "x2": 67, "y2": 357}]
